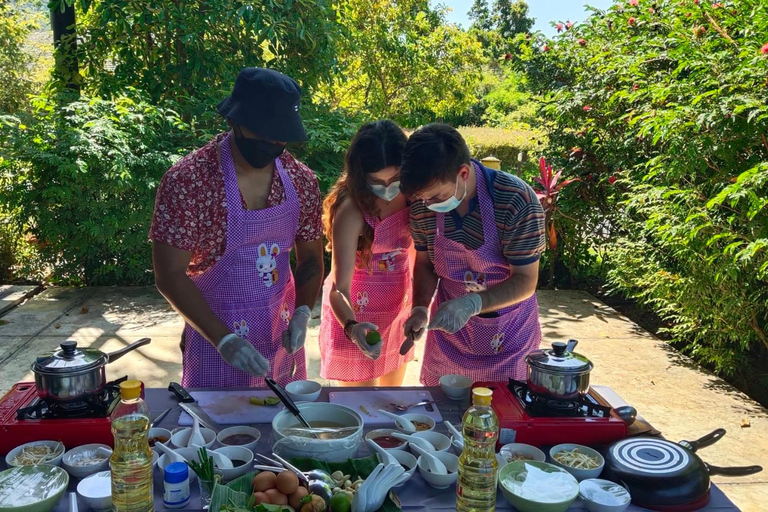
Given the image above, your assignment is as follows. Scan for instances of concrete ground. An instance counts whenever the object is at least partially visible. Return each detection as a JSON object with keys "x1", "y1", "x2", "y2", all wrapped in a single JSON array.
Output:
[{"x1": 0, "y1": 286, "x2": 766, "y2": 510}]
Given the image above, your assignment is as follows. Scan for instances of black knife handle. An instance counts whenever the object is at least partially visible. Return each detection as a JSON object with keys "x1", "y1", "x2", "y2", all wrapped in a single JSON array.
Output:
[{"x1": 168, "y1": 382, "x2": 195, "y2": 403}]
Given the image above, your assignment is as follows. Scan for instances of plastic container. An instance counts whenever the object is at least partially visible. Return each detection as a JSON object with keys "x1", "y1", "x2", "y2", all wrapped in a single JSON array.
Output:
[
  {"x1": 110, "y1": 380, "x2": 154, "y2": 512},
  {"x1": 455, "y1": 387, "x2": 499, "y2": 512},
  {"x1": 163, "y1": 462, "x2": 190, "y2": 509}
]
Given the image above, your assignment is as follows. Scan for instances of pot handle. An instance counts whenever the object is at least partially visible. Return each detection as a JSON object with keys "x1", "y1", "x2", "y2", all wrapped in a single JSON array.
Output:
[
  {"x1": 679, "y1": 428, "x2": 726, "y2": 452},
  {"x1": 106, "y1": 338, "x2": 151, "y2": 363},
  {"x1": 707, "y1": 464, "x2": 763, "y2": 477},
  {"x1": 566, "y1": 339, "x2": 579, "y2": 352}
]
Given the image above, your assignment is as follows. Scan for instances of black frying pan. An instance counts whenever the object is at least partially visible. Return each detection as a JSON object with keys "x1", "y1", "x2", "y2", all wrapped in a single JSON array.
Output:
[{"x1": 602, "y1": 429, "x2": 762, "y2": 511}]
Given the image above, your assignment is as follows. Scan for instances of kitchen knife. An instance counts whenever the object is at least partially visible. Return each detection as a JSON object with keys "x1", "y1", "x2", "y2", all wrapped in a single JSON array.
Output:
[
  {"x1": 168, "y1": 382, "x2": 223, "y2": 433},
  {"x1": 399, "y1": 331, "x2": 415, "y2": 356}
]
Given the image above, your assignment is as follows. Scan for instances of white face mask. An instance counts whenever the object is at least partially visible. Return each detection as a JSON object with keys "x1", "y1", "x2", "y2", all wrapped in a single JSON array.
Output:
[
  {"x1": 427, "y1": 175, "x2": 467, "y2": 213},
  {"x1": 370, "y1": 181, "x2": 401, "y2": 202}
]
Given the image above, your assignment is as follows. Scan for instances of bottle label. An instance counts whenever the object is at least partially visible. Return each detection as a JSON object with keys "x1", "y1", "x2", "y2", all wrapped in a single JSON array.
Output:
[{"x1": 163, "y1": 484, "x2": 190, "y2": 507}]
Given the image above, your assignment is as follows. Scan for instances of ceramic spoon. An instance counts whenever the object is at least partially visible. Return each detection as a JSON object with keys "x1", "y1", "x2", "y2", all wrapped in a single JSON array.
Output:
[
  {"x1": 445, "y1": 422, "x2": 464, "y2": 451},
  {"x1": 377, "y1": 409, "x2": 416, "y2": 433},
  {"x1": 366, "y1": 439, "x2": 399, "y2": 466},
  {"x1": 352, "y1": 463, "x2": 382, "y2": 512},
  {"x1": 69, "y1": 492, "x2": 78, "y2": 512},
  {"x1": 207, "y1": 449, "x2": 234, "y2": 470},
  {"x1": 188, "y1": 416, "x2": 206, "y2": 448},
  {"x1": 155, "y1": 442, "x2": 187, "y2": 465},
  {"x1": 392, "y1": 432, "x2": 434, "y2": 453},
  {"x1": 411, "y1": 444, "x2": 447, "y2": 475}
]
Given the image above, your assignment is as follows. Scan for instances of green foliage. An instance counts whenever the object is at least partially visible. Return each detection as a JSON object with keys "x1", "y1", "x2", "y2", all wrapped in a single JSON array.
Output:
[
  {"x1": 459, "y1": 125, "x2": 545, "y2": 171},
  {"x1": 514, "y1": 0, "x2": 768, "y2": 377},
  {"x1": 469, "y1": 0, "x2": 535, "y2": 58},
  {"x1": 0, "y1": 1, "x2": 38, "y2": 113},
  {"x1": 481, "y1": 71, "x2": 541, "y2": 129},
  {"x1": 322, "y1": 0, "x2": 485, "y2": 126},
  {"x1": 0, "y1": 95, "x2": 195, "y2": 285}
]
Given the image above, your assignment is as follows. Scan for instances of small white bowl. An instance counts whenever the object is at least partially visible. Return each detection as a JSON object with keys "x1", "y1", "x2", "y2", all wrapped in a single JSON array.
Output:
[
  {"x1": 5, "y1": 440, "x2": 65, "y2": 467},
  {"x1": 77, "y1": 470, "x2": 112, "y2": 511},
  {"x1": 417, "y1": 451, "x2": 459, "y2": 489},
  {"x1": 387, "y1": 450, "x2": 417, "y2": 488},
  {"x1": 149, "y1": 428, "x2": 172, "y2": 450},
  {"x1": 217, "y1": 426, "x2": 261, "y2": 453},
  {"x1": 550, "y1": 444, "x2": 605, "y2": 482},
  {"x1": 213, "y1": 446, "x2": 254, "y2": 482},
  {"x1": 285, "y1": 380, "x2": 322, "y2": 402},
  {"x1": 396, "y1": 413, "x2": 435, "y2": 433},
  {"x1": 170, "y1": 427, "x2": 217, "y2": 449},
  {"x1": 579, "y1": 479, "x2": 631, "y2": 512},
  {"x1": 62, "y1": 444, "x2": 111, "y2": 479},
  {"x1": 411, "y1": 431, "x2": 451, "y2": 453},
  {"x1": 439, "y1": 374, "x2": 473, "y2": 401},
  {"x1": 157, "y1": 447, "x2": 200, "y2": 482},
  {"x1": 499, "y1": 443, "x2": 546, "y2": 466},
  {"x1": 365, "y1": 429, "x2": 408, "y2": 452}
]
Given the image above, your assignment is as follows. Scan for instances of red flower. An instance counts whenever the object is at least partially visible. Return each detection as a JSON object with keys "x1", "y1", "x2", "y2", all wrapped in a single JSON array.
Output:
[
  {"x1": 578, "y1": 38, "x2": 587, "y2": 46},
  {"x1": 586, "y1": 174, "x2": 593, "y2": 180},
  {"x1": 556, "y1": 23, "x2": 564, "y2": 32},
  {"x1": 633, "y1": 84, "x2": 640, "y2": 90},
  {"x1": 628, "y1": 17, "x2": 636, "y2": 25},
  {"x1": 504, "y1": 53, "x2": 512, "y2": 60},
  {"x1": 713, "y1": 2, "x2": 722, "y2": 8},
  {"x1": 566, "y1": 21, "x2": 574, "y2": 29},
  {"x1": 648, "y1": 7, "x2": 655, "y2": 13},
  {"x1": 543, "y1": 44, "x2": 550, "y2": 52},
  {"x1": 628, "y1": 0, "x2": 638, "y2": 5},
  {"x1": 694, "y1": 0, "x2": 700, "y2": 4},
  {"x1": 686, "y1": 12, "x2": 692, "y2": 16},
  {"x1": 609, "y1": 176, "x2": 617, "y2": 184},
  {"x1": 761, "y1": 43, "x2": 768, "y2": 54},
  {"x1": 583, "y1": 105, "x2": 593, "y2": 112}
]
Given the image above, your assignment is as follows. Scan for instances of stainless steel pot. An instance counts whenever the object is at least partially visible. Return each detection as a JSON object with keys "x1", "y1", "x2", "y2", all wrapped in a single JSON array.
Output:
[
  {"x1": 31, "y1": 338, "x2": 151, "y2": 401},
  {"x1": 525, "y1": 339, "x2": 593, "y2": 401}
]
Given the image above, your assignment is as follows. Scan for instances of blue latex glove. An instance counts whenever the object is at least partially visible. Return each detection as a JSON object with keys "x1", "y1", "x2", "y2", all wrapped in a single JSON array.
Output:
[{"x1": 428, "y1": 293, "x2": 482, "y2": 334}]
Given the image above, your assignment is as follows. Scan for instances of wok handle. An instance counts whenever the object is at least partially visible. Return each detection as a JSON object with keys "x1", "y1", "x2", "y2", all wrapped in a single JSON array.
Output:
[
  {"x1": 680, "y1": 428, "x2": 726, "y2": 452},
  {"x1": 708, "y1": 464, "x2": 763, "y2": 477},
  {"x1": 106, "y1": 338, "x2": 151, "y2": 362}
]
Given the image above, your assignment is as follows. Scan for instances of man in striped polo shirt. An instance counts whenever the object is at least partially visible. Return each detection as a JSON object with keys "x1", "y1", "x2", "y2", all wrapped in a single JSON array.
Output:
[{"x1": 400, "y1": 124, "x2": 545, "y2": 385}]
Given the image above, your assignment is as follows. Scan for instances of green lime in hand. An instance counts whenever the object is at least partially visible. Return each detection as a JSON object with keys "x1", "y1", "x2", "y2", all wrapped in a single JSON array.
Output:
[{"x1": 365, "y1": 330, "x2": 382, "y2": 345}]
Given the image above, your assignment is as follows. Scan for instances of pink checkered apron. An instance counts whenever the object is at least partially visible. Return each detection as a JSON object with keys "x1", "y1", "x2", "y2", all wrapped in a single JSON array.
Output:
[
  {"x1": 420, "y1": 162, "x2": 542, "y2": 386},
  {"x1": 319, "y1": 206, "x2": 415, "y2": 381},
  {"x1": 181, "y1": 133, "x2": 306, "y2": 388}
]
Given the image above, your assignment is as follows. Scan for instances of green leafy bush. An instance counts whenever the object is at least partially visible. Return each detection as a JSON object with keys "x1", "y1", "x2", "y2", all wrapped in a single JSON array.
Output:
[
  {"x1": 514, "y1": 0, "x2": 768, "y2": 382},
  {"x1": 0, "y1": 1, "x2": 38, "y2": 113},
  {"x1": 458, "y1": 125, "x2": 545, "y2": 172}
]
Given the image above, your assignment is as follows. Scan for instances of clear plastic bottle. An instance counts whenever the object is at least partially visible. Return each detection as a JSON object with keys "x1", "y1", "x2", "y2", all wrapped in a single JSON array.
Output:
[
  {"x1": 456, "y1": 387, "x2": 499, "y2": 512},
  {"x1": 110, "y1": 380, "x2": 154, "y2": 512}
]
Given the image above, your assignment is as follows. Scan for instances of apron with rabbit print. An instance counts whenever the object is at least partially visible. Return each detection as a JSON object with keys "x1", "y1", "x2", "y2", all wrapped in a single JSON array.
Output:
[
  {"x1": 319, "y1": 206, "x2": 415, "y2": 381},
  {"x1": 420, "y1": 162, "x2": 541, "y2": 386},
  {"x1": 181, "y1": 133, "x2": 305, "y2": 387}
]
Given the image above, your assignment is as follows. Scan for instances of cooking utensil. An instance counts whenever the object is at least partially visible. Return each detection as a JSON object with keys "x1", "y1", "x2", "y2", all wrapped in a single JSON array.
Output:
[
  {"x1": 390, "y1": 399, "x2": 442, "y2": 412},
  {"x1": 391, "y1": 432, "x2": 434, "y2": 453},
  {"x1": 602, "y1": 428, "x2": 762, "y2": 510},
  {"x1": 189, "y1": 416, "x2": 206, "y2": 448},
  {"x1": 31, "y1": 338, "x2": 151, "y2": 402},
  {"x1": 270, "y1": 452, "x2": 310, "y2": 485},
  {"x1": 154, "y1": 442, "x2": 187, "y2": 465},
  {"x1": 265, "y1": 378, "x2": 315, "y2": 434},
  {"x1": 168, "y1": 382, "x2": 224, "y2": 433},
  {"x1": 150, "y1": 408, "x2": 171, "y2": 429},
  {"x1": 366, "y1": 438, "x2": 399, "y2": 466},
  {"x1": 411, "y1": 444, "x2": 447, "y2": 475},
  {"x1": 377, "y1": 409, "x2": 416, "y2": 432},
  {"x1": 399, "y1": 331, "x2": 415, "y2": 356},
  {"x1": 614, "y1": 405, "x2": 637, "y2": 426},
  {"x1": 525, "y1": 339, "x2": 593, "y2": 400}
]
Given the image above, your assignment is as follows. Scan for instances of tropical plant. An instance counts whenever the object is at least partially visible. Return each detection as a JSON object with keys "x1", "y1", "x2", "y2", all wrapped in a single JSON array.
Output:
[{"x1": 0, "y1": 0, "x2": 38, "y2": 113}]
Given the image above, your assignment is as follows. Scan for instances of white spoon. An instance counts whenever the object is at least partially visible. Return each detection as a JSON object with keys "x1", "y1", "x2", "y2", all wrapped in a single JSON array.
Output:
[
  {"x1": 206, "y1": 449, "x2": 233, "y2": 470},
  {"x1": 188, "y1": 417, "x2": 206, "y2": 448},
  {"x1": 445, "y1": 422, "x2": 464, "y2": 451},
  {"x1": 69, "y1": 492, "x2": 79, "y2": 512},
  {"x1": 411, "y1": 444, "x2": 447, "y2": 475},
  {"x1": 377, "y1": 409, "x2": 416, "y2": 433},
  {"x1": 366, "y1": 439, "x2": 399, "y2": 466},
  {"x1": 392, "y1": 432, "x2": 434, "y2": 453},
  {"x1": 155, "y1": 442, "x2": 187, "y2": 465},
  {"x1": 96, "y1": 447, "x2": 113, "y2": 459}
]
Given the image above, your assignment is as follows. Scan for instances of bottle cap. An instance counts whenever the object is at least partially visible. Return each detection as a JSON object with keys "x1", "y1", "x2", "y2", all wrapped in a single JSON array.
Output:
[
  {"x1": 119, "y1": 380, "x2": 142, "y2": 399},
  {"x1": 472, "y1": 387, "x2": 493, "y2": 406},
  {"x1": 164, "y1": 462, "x2": 189, "y2": 484}
]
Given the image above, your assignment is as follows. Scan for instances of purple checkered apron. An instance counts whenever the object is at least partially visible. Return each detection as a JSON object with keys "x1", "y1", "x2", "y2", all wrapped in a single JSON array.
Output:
[
  {"x1": 319, "y1": 206, "x2": 415, "y2": 381},
  {"x1": 181, "y1": 133, "x2": 306, "y2": 387},
  {"x1": 419, "y1": 162, "x2": 542, "y2": 386}
]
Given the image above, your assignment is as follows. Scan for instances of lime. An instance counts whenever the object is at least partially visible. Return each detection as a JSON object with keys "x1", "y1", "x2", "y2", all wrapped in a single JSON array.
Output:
[
  {"x1": 365, "y1": 330, "x2": 382, "y2": 345},
  {"x1": 330, "y1": 492, "x2": 352, "y2": 512},
  {"x1": 264, "y1": 396, "x2": 281, "y2": 406},
  {"x1": 249, "y1": 395, "x2": 281, "y2": 406}
]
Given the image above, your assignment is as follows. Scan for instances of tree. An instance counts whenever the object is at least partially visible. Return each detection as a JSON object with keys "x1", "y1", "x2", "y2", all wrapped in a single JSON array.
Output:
[
  {"x1": 470, "y1": 0, "x2": 534, "y2": 58},
  {"x1": 0, "y1": 1, "x2": 37, "y2": 113},
  {"x1": 323, "y1": 0, "x2": 484, "y2": 126}
]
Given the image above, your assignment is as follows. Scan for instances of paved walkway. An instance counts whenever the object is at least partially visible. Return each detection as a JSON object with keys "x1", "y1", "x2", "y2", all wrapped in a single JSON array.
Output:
[{"x1": 0, "y1": 286, "x2": 765, "y2": 510}]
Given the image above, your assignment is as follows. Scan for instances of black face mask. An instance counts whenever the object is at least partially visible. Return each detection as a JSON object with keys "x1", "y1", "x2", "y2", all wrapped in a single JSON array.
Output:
[{"x1": 233, "y1": 128, "x2": 286, "y2": 168}]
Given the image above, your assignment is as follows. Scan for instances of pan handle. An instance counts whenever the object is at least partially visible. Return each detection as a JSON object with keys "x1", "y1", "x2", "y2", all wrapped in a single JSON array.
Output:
[
  {"x1": 106, "y1": 338, "x2": 151, "y2": 363},
  {"x1": 707, "y1": 464, "x2": 763, "y2": 477},
  {"x1": 679, "y1": 428, "x2": 726, "y2": 452}
]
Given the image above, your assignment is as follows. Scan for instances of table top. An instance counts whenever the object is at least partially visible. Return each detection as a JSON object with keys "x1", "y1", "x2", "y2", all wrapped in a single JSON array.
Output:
[{"x1": 6, "y1": 386, "x2": 739, "y2": 511}]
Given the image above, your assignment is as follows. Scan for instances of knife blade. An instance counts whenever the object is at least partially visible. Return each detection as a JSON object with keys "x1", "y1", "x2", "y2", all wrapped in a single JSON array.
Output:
[{"x1": 168, "y1": 382, "x2": 223, "y2": 433}]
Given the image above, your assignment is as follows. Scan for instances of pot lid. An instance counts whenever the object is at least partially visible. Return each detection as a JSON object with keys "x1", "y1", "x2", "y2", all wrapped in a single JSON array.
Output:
[
  {"x1": 32, "y1": 341, "x2": 107, "y2": 374},
  {"x1": 526, "y1": 340, "x2": 593, "y2": 373}
]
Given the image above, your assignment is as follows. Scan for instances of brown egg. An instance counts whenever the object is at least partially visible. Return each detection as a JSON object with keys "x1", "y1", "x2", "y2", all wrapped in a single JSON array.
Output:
[
  {"x1": 276, "y1": 470, "x2": 300, "y2": 495},
  {"x1": 252, "y1": 492, "x2": 271, "y2": 505},
  {"x1": 264, "y1": 489, "x2": 288, "y2": 505},
  {"x1": 252, "y1": 471, "x2": 277, "y2": 492},
  {"x1": 288, "y1": 486, "x2": 309, "y2": 509}
]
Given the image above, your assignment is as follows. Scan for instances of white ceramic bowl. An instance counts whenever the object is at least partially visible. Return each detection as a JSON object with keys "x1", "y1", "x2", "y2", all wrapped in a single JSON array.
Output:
[
  {"x1": 170, "y1": 427, "x2": 217, "y2": 449},
  {"x1": 411, "y1": 431, "x2": 451, "y2": 453},
  {"x1": 550, "y1": 444, "x2": 605, "y2": 482},
  {"x1": 439, "y1": 374, "x2": 473, "y2": 401},
  {"x1": 216, "y1": 426, "x2": 261, "y2": 453},
  {"x1": 5, "y1": 441, "x2": 65, "y2": 467},
  {"x1": 285, "y1": 380, "x2": 322, "y2": 402},
  {"x1": 417, "y1": 451, "x2": 459, "y2": 489},
  {"x1": 149, "y1": 428, "x2": 172, "y2": 450},
  {"x1": 451, "y1": 436, "x2": 463, "y2": 455},
  {"x1": 272, "y1": 402, "x2": 363, "y2": 463},
  {"x1": 157, "y1": 447, "x2": 200, "y2": 482},
  {"x1": 365, "y1": 429, "x2": 408, "y2": 452},
  {"x1": 213, "y1": 446, "x2": 254, "y2": 482},
  {"x1": 62, "y1": 444, "x2": 111, "y2": 479},
  {"x1": 579, "y1": 479, "x2": 631, "y2": 512},
  {"x1": 499, "y1": 443, "x2": 546, "y2": 466},
  {"x1": 396, "y1": 413, "x2": 435, "y2": 433},
  {"x1": 386, "y1": 450, "x2": 417, "y2": 488},
  {"x1": 77, "y1": 471, "x2": 112, "y2": 511}
]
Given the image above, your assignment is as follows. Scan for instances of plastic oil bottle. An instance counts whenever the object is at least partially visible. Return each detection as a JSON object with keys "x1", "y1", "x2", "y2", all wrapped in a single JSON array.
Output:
[
  {"x1": 110, "y1": 380, "x2": 154, "y2": 512},
  {"x1": 456, "y1": 387, "x2": 499, "y2": 512}
]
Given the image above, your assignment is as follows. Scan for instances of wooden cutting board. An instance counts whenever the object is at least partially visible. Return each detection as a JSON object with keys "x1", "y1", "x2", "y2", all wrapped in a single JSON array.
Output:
[
  {"x1": 328, "y1": 390, "x2": 443, "y2": 426},
  {"x1": 178, "y1": 390, "x2": 285, "y2": 425}
]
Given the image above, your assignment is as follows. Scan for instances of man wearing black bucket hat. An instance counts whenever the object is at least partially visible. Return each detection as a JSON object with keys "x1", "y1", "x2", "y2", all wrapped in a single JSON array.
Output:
[{"x1": 151, "y1": 68, "x2": 324, "y2": 388}]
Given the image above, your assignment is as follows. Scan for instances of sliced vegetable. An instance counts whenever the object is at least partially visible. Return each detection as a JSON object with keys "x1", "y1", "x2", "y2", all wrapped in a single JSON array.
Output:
[
  {"x1": 553, "y1": 449, "x2": 600, "y2": 469},
  {"x1": 250, "y1": 396, "x2": 281, "y2": 406}
]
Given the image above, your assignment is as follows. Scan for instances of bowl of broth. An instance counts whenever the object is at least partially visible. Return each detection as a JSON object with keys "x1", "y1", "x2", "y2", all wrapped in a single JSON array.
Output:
[{"x1": 272, "y1": 403, "x2": 364, "y2": 463}]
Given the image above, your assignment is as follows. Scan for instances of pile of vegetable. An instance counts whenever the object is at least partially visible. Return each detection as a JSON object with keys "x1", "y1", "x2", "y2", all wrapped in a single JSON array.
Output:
[{"x1": 553, "y1": 449, "x2": 601, "y2": 470}]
